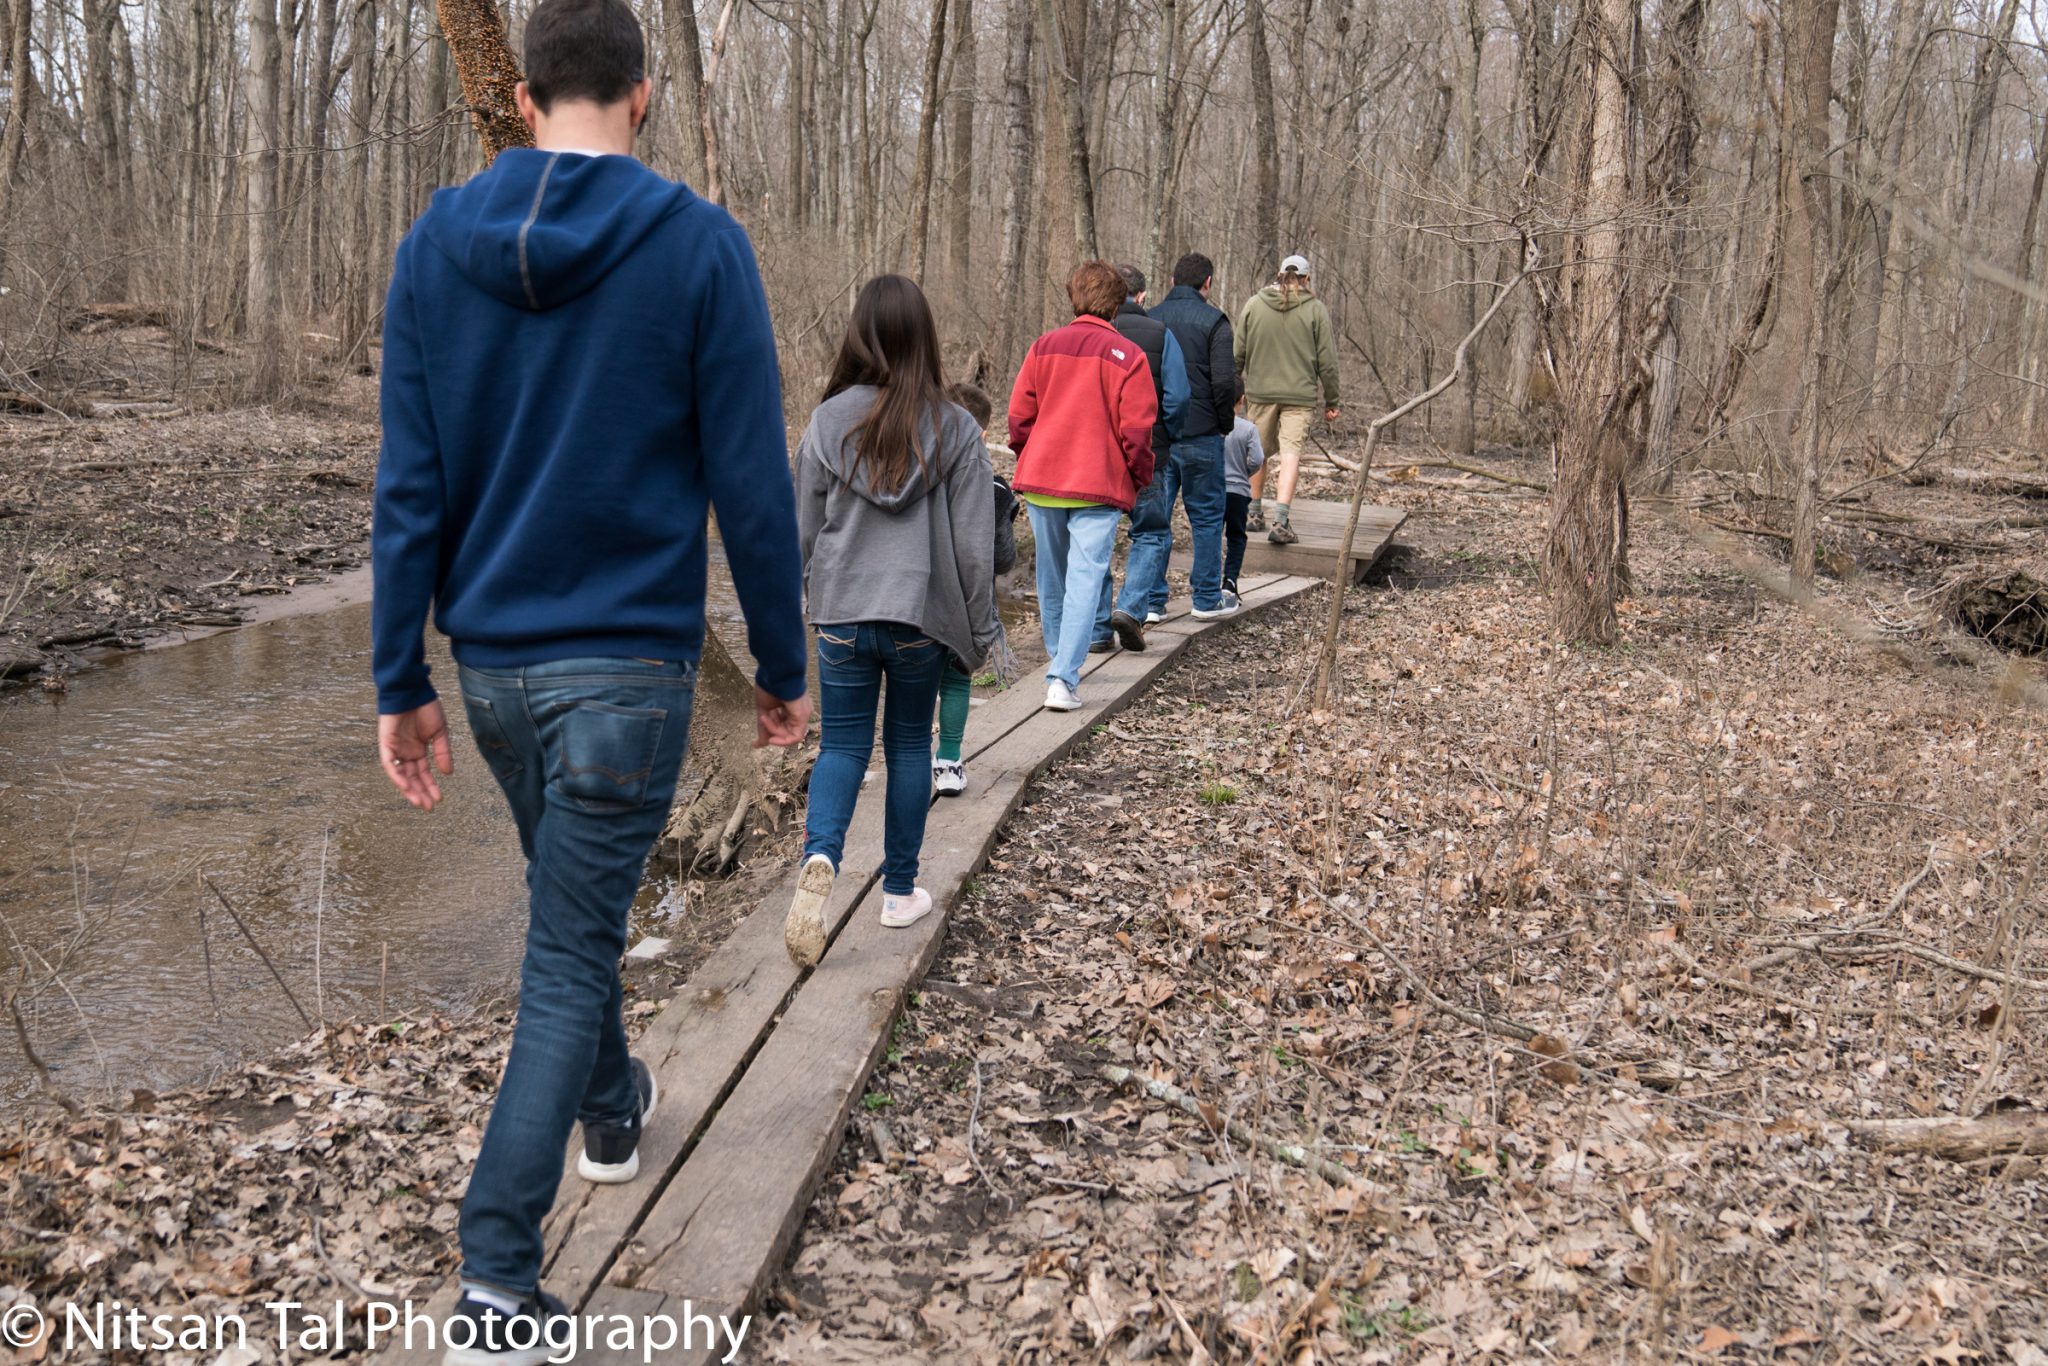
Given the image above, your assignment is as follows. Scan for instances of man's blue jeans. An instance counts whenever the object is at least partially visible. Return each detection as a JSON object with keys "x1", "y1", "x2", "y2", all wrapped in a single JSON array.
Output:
[
  {"x1": 802, "y1": 623, "x2": 946, "y2": 896},
  {"x1": 453, "y1": 656, "x2": 697, "y2": 1295},
  {"x1": 1118, "y1": 434, "x2": 1228, "y2": 614},
  {"x1": 1028, "y1": 502, "x2": 1121, "y2": 689}
]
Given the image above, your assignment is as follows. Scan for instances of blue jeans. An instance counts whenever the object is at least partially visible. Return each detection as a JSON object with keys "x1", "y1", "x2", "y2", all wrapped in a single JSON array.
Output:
[
  {"x1": 454, "y1": 656, "x2": 697, "y2": 1295},
  {"x1": 1118, "y1": 434, "x2": 1227, "y2": 614},
  {"x1": 1028, "y1": 502, "x2": 1121, "y2": 689},
  {"x1": 803, "y1": 623, "x2": 946, "y2": 895}
]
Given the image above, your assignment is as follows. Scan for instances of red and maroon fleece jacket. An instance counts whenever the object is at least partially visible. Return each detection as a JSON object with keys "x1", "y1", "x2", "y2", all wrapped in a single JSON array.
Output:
[{"x1": 1006, "y1": 314, "x2": 1159, "y2": 512}]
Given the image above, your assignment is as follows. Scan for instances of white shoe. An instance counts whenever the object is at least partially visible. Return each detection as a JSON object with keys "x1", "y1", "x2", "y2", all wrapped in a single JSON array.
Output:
[
  {"x1": 933, "y1": 759, "x2": 966, "y2": 796},
  {"x1": 783, "y1": 853, "x2": 835, "y2": 967},
  {"x1": 1045, "y1": 680, "x2": 1083, "y2": 712},
  {"x1": 880, "y1": 887, "x2": 934, "y2": 929},
  {"x1": 1191, "y1": 590, "x2": 1242, "y2": 621},
  {"x1": 1144, "y1": 611, "x2": 1164, "y2": 625}
]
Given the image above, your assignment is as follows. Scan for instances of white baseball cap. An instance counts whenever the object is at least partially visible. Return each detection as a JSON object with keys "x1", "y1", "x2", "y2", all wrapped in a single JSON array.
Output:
[{"x1": 1280, "y1": 253, "x2": 1311, "y2": 275}]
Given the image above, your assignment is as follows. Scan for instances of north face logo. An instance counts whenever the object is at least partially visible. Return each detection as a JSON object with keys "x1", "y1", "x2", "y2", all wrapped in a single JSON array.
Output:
[{"x1": 1110, "y1": 348, "x2": 1127, "y2": 361}]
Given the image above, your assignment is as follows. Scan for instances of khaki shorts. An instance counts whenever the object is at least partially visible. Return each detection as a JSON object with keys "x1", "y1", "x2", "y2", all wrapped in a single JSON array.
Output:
[{"x1": 1246, "y1": 402, "x2": 1314, "y2": 462}]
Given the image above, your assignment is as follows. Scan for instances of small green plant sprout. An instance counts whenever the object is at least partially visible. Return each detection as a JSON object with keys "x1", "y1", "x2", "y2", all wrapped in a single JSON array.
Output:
[{"x1": 1199, "y1": 780, "x2": 1238, "y2": 806}]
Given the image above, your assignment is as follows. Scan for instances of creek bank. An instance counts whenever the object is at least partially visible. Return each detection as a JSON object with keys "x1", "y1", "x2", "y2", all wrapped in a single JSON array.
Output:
[{"x1": 2, "y1": 393, "x2": 381, "y2": 684}]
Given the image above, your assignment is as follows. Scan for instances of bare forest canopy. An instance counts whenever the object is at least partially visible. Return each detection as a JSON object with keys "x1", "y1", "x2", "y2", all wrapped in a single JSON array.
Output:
[{"x1": 2, "y1": 0, "x2": 2046, "y2": 638}]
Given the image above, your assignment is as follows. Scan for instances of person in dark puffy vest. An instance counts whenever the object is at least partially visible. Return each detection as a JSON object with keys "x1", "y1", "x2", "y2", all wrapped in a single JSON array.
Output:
[{"x1": 1095, "y1": 264, "x2": 1188, "y2": 651}]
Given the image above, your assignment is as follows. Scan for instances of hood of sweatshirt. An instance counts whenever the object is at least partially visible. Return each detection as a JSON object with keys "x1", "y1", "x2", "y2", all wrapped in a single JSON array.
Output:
[
  {"x1": 809, "y1": 385, "x2": 952, "y2": 513},
  {"x1": 1256, "y1": 283, "x2": 1315, "y2": 313},
  {"x1": 417, "y1": 149, "x2": 692, "y2": 312}
]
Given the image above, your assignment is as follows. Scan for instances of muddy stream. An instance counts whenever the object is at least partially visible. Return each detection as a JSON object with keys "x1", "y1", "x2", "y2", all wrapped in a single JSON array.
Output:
[{"x1": 0, "y1": 564, "x2": 771, "y2": 1106}]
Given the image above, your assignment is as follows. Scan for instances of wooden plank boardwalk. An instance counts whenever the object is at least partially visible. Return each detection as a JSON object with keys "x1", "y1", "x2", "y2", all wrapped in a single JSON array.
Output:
[
  {"x1": 1232, "y1": 496, "x2": 1407, "y2": 584},
  {"x1": 376, "y1": 571, "x2": 1322, "y2": 1365}
]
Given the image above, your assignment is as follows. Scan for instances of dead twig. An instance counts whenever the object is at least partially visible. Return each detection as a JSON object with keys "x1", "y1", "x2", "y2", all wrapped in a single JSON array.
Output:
[
  {"x1": 1095, "y1": 1064, "x2": 1360, "y2": 1187},
  {"x1": 205, "y1": 876, "x2": 315, "y2": 1029}
]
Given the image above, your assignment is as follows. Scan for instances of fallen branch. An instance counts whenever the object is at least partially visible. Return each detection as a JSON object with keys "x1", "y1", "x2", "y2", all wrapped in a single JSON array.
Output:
[
  {"x1": 205, "y1": 876, "x2": 315, "y2": 1029},
  {"x1": 1312, "y1": 272, "x2": 1529, "y2": 708},
  {"x1": 1846, "y1": 1110, "x2": 2048, "y2": 1161},
  {"x1": 1095, "y1": 1064, "x2": 1359, "y2": 1187}
]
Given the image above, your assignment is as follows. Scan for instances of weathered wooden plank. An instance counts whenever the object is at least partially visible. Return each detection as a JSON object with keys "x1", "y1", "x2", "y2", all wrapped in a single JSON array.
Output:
[{"x1": 1229, "y1": 500, "x2": 1408, "y2": 583}]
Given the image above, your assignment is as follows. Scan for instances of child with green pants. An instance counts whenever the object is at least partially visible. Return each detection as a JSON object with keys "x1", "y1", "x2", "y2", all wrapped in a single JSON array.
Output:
[{"x1": 935, "y1": 383, "x2": 1018, "y2": 796}]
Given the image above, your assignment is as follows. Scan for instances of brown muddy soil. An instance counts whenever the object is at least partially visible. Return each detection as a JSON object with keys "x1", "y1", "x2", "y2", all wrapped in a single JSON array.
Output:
[{"x1": 1, "y1": 382, "x2": 380, "y2": 681}]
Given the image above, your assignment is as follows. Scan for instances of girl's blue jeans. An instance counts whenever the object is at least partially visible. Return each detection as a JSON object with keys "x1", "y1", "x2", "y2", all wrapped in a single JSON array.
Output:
[{"x1": 802, "y1": 622, "x2": 946, "y2": 895}]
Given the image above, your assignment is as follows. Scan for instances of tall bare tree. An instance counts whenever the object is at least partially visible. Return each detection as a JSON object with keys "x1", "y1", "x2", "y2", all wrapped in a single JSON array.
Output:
[{"x1": 907, "y1": 0, "x2": 949, "y2": 278}]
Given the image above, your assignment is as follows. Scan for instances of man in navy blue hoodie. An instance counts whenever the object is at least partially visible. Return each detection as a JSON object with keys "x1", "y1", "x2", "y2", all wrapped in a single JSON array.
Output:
[{"x1": 371, "y1": 0, "x2": 808, "y2": 1356}]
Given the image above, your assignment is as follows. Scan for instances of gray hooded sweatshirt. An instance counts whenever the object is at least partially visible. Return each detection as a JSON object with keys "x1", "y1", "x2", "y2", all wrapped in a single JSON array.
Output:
[{"x1": 796, "y1": 386, "x2": 999, "y2": 671}]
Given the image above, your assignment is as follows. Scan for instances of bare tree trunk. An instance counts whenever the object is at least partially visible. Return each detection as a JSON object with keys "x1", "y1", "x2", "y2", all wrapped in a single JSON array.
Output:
[
  {"x1": 996, "y1": 0, "x2": 1035, "y2": 380},
  {"x1": 1932, "y1": 0, "x2": 2019, "y2": 440},
  {"x1": 663, "y1": 0, "x2": 708, "y2": 187},
  {"x1": 1246, "y1": 0, "x2": 1279, "y2": 272},
  {"x1": 0, "y1": 0, "x2": 33, "y2": 225},
  {"x1": 1543, "y1": 0, "x2": 1638, "y2": 643},
  {"x1": 945, "y1": 0, "x2": 975, "y2": 281},
  {"x1": 1452, "y1": 0, "x2": 1482, "y2": 454},
  {"x1": 1643, "y1": 0, "x2": 1703, "y2": 488},
  {"x1": 437, "y1": 0, "x2": 530, "y2": 161},
  {"x1": 784, "y1": 2, "x2": 806, "y2": 225},
  {"x1": 699, "y1": 0, "x2": 740, "y2": 205},
  {"x1": 245, "y1": 0, "x2": 286, "y2": 395},
  {"x1": 342, "y1": 0, "x2": 378, "y2": 350},
  {"x1": 1143, "y1": 0, "x2": 1176, "y2": 292},
  {"x1": 908, "y1": 0, "x2": 948, "y2": 278},
  {"x1": 1784, "y1": 0, "x2": 1839, "y2": 584},
  {"x1": 1038, "y1": 0, "x2": 1095, "y2": 260}
]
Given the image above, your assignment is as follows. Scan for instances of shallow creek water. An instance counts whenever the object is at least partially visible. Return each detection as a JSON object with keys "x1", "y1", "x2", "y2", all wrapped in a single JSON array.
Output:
[
  {"x1": 1, "y1": 560, "x2": 1043, "y2": 1105},
  {"x1": 0, "y1": 565, "x2": 760, "y2": 1105}
]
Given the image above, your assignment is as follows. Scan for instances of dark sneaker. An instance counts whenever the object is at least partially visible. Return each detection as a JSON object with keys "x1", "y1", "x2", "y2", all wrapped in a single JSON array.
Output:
[
  {"x1": 1268, "y1": 520, "x2": 1300, "y2": 545},
  {"x1": 443, "y1": 1286, "x2": 571, "y2": 1366},
  {"x1": 1088, "y1": 637, "x2": 1116, "y2": 654},
  {"x1": 1223, "y1": 578, "x2": 1240, "y2": 598},
  {"x1": 1109, "y1": 609, "x2": 1148, "y2": 653},
  {"x1": 1247, "y1": 505, "x2": 1266, "y2": 533},
  {"x1": 578, "y1": 1056, "x2": 658, "y2": 1184}
]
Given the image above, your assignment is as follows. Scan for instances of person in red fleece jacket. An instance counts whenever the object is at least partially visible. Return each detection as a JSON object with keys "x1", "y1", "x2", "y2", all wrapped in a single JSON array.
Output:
[{"x1": 1007, "y1": 260, "x2": 1159, "y2": 712}]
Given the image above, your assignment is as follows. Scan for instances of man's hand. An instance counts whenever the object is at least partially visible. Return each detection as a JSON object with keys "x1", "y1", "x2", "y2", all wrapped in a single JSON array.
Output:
[
  {"x1": 755, "y1": 686, "x2": 812, "y2": 748},
  {"x1": 1325, "y1": 407, "x2": 1340, "y2": 423},
  {"x1": 379, "y1": 702, "x2": 454, "y2": 811}
]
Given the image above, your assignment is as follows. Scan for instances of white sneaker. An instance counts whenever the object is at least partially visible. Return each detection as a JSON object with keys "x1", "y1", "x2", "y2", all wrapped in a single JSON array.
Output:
[
  {"x1": 933, "y1": 759, "x2": 966, "y2": 796},
  {"x1": 783, "y1": 853, "x2": 835, "y2": 967},
  {"x1": 1045, "y1": 680, "x2": 1083, "y2": 712},
  {"x1": 1191, "y1": 591, "x2": 1242, "y2": 621},
  {"x1": 880, "y1": 887, "x2": 934, "y2": 929},
  {"x1": 1144, "y1": 611, "x2": 1164, "y2": 625}
]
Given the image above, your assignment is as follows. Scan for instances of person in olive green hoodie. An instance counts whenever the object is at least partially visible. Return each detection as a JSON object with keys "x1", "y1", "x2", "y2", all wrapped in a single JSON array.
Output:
[{"x1": 1234, "y1": 254, "x2": 1340, "y2": 543}]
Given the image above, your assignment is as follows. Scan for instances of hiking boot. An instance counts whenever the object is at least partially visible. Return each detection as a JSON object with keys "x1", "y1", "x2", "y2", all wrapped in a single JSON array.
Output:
[
  {"x1": 783, "y1": 853, "x2": 835, "y2": 967},
  {"x1": 1191, "y1": 591, "x2": 1243, "y2": 621},
  {"x1": 443, "y1": 1286, "x2": 571, "y2": 1366},
  {"x1": 1268, "y1": 520, "x2": 1300, "y2": 545},
  {"x1": 1045, "y1": 680, "x2": 1083, "y2": 712},
  {"x1": 933, "y1": 758, "x2": 966, "y2": 797},
  {"x1": 1088, "y1": 637, "x2": 1116, "y2": 654},
  {"x1": 1109, "y1": 609, "x2": 1148, "y2": 653},
  {"x1": 1246, "y1": 504, "x2": 1266, "y2": 533},
  {"x1": 578, "y1": 1056, "x2": 658, "y2": 1184},
  {"x1": 880, "y1": 887, "x2": 934, "y2": 929}
]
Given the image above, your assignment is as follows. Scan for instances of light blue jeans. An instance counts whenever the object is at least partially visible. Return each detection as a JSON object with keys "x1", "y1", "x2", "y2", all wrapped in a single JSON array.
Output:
[
  {"x1": 454, "y1": 656, "x2": 697, "y2": 1295},
  {"x1": 1027, "y1": 502, "x2": 1121, "y2": 689}
]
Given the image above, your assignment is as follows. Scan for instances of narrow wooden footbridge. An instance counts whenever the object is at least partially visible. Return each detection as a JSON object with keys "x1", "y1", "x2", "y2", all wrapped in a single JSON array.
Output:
[{"x1": 377, "y1": 552, "x2": 1378, "y2": 1364}]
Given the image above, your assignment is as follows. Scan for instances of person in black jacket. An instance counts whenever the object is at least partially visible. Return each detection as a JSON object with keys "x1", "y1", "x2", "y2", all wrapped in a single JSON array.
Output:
[
  {"x1": 1125, "y1": 251, "x2": 1242, "y2": 621},
  {"x1": 1095, "y1": 265, "x2": 1189, "y2": 651}
]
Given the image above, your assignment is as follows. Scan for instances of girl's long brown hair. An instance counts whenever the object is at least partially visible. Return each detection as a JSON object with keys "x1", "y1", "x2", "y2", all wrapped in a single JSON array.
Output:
[{"x1": 822, "y1": 274, "x2": 947, "y2": 496}]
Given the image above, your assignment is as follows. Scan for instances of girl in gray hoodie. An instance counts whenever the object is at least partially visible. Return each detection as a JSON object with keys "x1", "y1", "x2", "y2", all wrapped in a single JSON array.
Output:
[{"x1": 783, "y1": 275, "x2": 999, "y2": 967}]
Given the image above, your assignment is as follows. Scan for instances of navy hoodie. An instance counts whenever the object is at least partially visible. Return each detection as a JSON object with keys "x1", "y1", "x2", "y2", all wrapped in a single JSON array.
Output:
[{"x1": 371, "y1": 148, "x2": 806, "y2": 714}]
